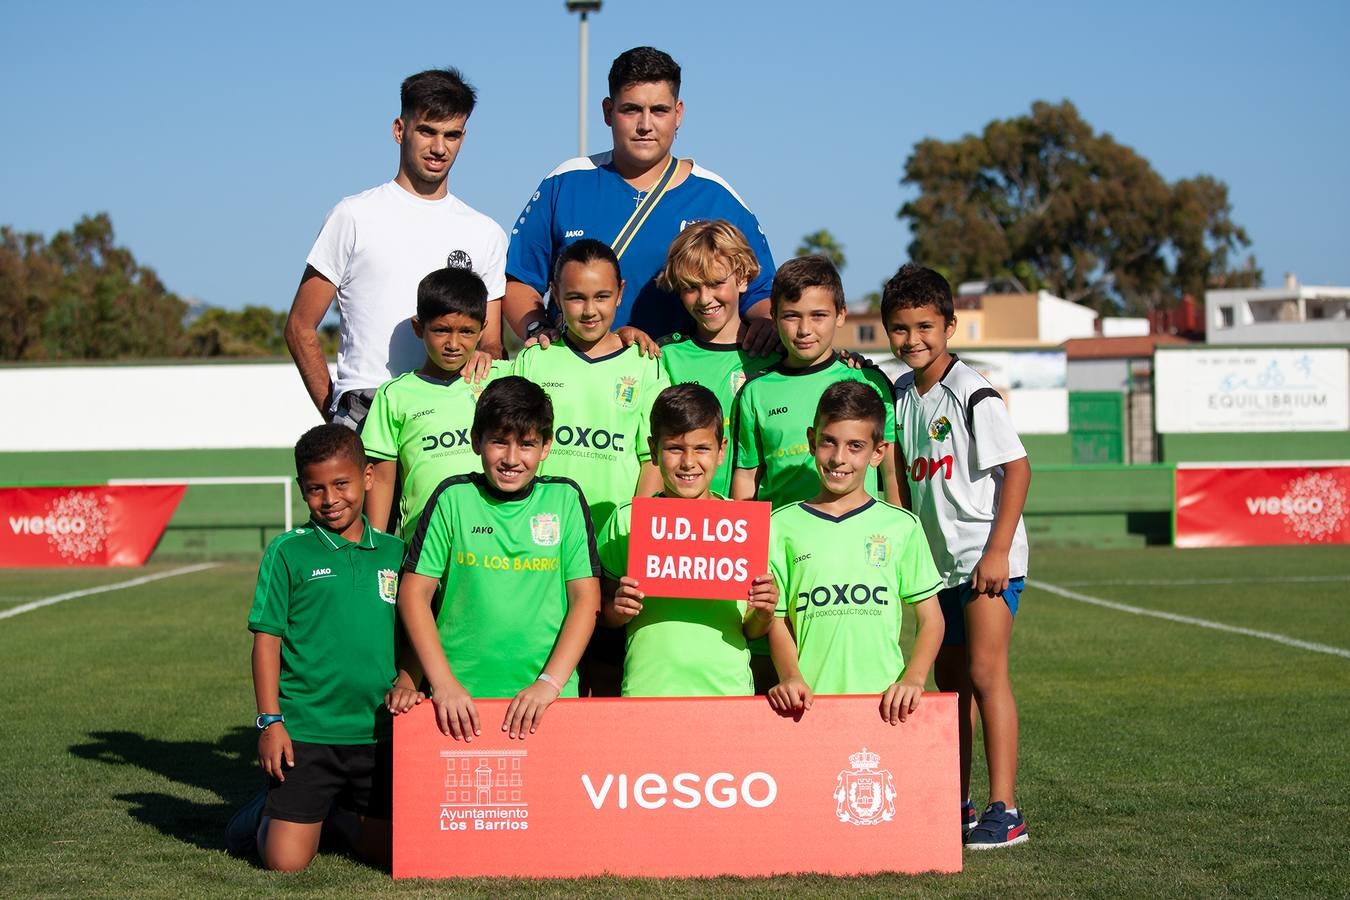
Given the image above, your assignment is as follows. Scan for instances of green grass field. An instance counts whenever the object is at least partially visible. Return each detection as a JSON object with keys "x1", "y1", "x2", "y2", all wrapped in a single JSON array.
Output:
[{"x1": 1, "y1": 545, "x2": 1348, "y2": 897}]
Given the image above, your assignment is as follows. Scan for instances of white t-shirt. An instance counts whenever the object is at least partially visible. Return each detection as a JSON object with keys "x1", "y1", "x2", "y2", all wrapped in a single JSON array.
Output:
[
  {"x1": 306, "y1": 181, "x2": 507, "y2": 399},
  {"x1": 893, "y1": 357, "x2": 1029, "y2": 588}
]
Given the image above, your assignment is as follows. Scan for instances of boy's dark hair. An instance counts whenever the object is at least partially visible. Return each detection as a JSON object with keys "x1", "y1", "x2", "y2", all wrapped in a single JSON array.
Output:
[
  {"x1": 650, "y1": 383, "x2": 724, "y2": 444},
  {"x1": 472, "y1": 376, "x2": 554, "y2": 445},
  {"x1": 608, "y1": 46, "x2": 681, "y2": 97},
  {"x1": 551, "y1": 238, "x2": 622, "y2": 290},
  {"x1": 814, "y1": 381, "x2": 886, "y2": 445},
  {"x1": 771, "y1": 255, "x2": 845, "y2": 313},
  {"x1": 294, "y1": 424, "x2": 366, "y2": 475},
  {"x1": 880, "y1": 263, "x2": 955, "y2": 324},
  {"x1": 400, "y1": 68, "x2": 477, "y2": 121},
  {"x1": 417, "y1": 266, "x2": 488, "y2": 325}
]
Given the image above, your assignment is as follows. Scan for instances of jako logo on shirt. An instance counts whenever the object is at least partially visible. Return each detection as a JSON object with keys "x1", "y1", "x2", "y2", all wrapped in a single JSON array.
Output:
[
  {"x1": 795, "y1": 583, "x2": 890, "y2": 612},
  {"x1": 909, "y1": 455, "x2": 954, "y2": 482},
  {"x1": 564, "y1": 229, "x2": 585, "y2": 238},
  {"x1": 310, "y1": 567, "x2": 333, "y2": 579},
  {"x1": 470, "y1": 525, "x2": 494, "y2": 534},
  {"x1": 554, "y1": 425, "x2": 625, "y2": 453}
]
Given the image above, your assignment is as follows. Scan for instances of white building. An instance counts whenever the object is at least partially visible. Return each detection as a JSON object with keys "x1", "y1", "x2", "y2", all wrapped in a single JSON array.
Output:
[{"x1": 1206, "y1": 275, "x2": 1350, "y2": 344}]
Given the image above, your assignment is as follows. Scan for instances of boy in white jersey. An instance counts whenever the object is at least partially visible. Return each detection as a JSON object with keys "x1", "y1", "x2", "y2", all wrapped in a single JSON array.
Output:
[
  {"x1": 746, "y1": 382, "x2": 944, "y2": 724},
  {"x1": 362, "y1": 267, "x2": 509, "y2": 539},
  {"x1": 883, "y1": 263, "x2": 1031, "y2": 849}
]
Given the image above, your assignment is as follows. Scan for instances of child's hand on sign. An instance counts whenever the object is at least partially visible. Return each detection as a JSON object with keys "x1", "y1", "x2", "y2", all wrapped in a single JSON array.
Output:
[
  {"x1": 745, "y1": 573, "x2": 778, "y2": 622},
  {"x1": 880, "y1": 677, "x2": 924, "y2": 725},
  {"x1": 611, "y1": 576, "x2": 646, "y2": 622},
  {"x1": 385, "y1": 685, "x2": 425, "y2": 715},
  {"x1": 503, "y1": 677, "x2": 561, "y2": 740},
  {"x1": 430, "y1": 678, "x2": 480, "y2": 742},
  {"x1": 768, "y1": 677, "x2": 814, "y2": 714}
]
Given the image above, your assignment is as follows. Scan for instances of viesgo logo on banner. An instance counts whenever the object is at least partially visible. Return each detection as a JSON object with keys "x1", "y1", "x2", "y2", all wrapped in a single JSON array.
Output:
[
  {"x1": 0, "y1": 485, "x2": 186, "y2": 567},
  {"x1": 1175, "y1": 463, "x2": 1350, "y2": 548},
  {"x1": 392, "y1": 695, "x2": 960, "y2": 878}
]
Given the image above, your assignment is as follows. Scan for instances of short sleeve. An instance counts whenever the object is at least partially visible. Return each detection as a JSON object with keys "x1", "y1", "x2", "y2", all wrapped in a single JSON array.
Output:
[
  {"x1": 731, "y1": 385, "x2": 763, "y2": 470},
  {"x1": 731, "y1": 209, "x2": 776, "y2": 311},
  {"x1": 477, "y1": 222, "x2": 509, "y2": 300},
  {"x1": 969, "y1": 394, "x2": 1027, "y2": 471},
  {"x1": 561, "y1": 485, "x2": 602, "y2": 581},
  {"x1": 359, "y1": 381, "x2": 399, "y2": 461},
  {"x1": 861, "y1": 366, "x2": 897, "y2": 442},
  {"x1": 509, "y1": 344, "x2": 541, "y2": 382},
  {"x1": 505, "y1": 174, "x2": 559, "y2": 295},
  {"x1": 405, "y1": 493, "x2": 454, "y2": 578},
  {"x1": 895, "y1": 519, "x2": 943, "y2": 604},
  {"x1": 768, "y1": 520, "x2": 789, "y2": 617},
  {"x1": 634, "y1": 361, "x2": 672, "y2": 464},
  {"x1": 304, "y1": 201, "x2": 356, "y2": 289},
  {"x1": 247, "y1": 540, "x2": 292, "y2": 636},
  {"x1": 596, "y1": 505, "x2": 630, "y2": 580}
]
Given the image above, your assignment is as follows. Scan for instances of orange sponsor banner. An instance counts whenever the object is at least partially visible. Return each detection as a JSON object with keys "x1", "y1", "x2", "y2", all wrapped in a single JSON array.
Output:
[
  {"x1": 0, "y1": 485, "x2": 186, "y2": 567},
  {"x1": 626, "y1": 496, "x2": 772, "y2": 601},
  {"x1": 1175, "y1": 462, "x2": 1350, "y2": 547},
  {"x1": 393, "y1": 694, "x2": 960, "y2": 879}
]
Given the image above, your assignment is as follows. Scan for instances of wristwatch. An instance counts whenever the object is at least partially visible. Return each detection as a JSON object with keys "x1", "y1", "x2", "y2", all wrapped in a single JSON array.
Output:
[
  {"x1": 524, "y1": 318, "x2": 551, "y2": 341},
  {"x1": 256, "y1": 713, "x2": 285, "y2": 731}
]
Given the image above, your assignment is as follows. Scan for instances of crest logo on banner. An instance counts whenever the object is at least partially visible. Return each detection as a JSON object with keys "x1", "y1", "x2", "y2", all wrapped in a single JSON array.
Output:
[
  {"x1": 834, "y1": 747, "x2": 896, "y2": 826},
  {"x1": 530, "y1": 514, "x2": 561, "y2": 547}
]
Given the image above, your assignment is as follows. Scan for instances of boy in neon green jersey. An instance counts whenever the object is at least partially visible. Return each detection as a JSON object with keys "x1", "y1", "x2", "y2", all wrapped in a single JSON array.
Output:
[
  {"x1": 362, "y1": 266, "x2": 509, "y2": 539},
  {"x1": 232, "y1": 425, "x2": 407, "y2": 872},
  {"x1": 598, "y1": 383, "x2": 778, "y2": 696},
  {"x1": 730, "y1": 255, "x2": 900, "y2": 507},
  {"x1": 396, "y1": 376, "x2": 600, "y2": 741},
  {"x1": 656, "y1": 220, "x2": 781, "y2": 498},
  {"x1": 746, "y1": 382, "x2": 944, "y2": 724}
]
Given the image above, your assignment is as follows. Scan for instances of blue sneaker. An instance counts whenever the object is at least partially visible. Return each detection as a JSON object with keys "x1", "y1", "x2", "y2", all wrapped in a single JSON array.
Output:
[
  {"x1": 966, "y1": 801, "x2": 1028, "y2": 849},
  {"x1": 224, "y1": 787, "x2": 267, "y2": 856},
  {"x1": 962, "y1": 800, "x2": 978, "y2": 835}
]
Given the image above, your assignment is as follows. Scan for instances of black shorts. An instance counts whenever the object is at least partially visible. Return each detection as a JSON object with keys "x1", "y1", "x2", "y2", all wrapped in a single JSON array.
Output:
[{"x1": 264, "y1": 740, "x2": 392, "y2": 824}]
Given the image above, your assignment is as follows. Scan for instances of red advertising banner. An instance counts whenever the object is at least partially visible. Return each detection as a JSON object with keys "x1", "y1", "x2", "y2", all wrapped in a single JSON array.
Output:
[
  {"x1": 393, "y1": 695, "x2": 960, "y2": 879},
  {"x1": 1175, "y1": 462, "x2": 1350, "y2": 548},
  {"x1": 625, "y1": 496, "x2": 771, "y2": 600},
  {"x1": 0, "y1": 485, "x2": 186, "y2": 567}
]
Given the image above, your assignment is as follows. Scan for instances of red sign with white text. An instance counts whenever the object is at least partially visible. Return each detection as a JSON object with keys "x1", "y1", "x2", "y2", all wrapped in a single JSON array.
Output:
[
  {"x1": 0, "y1": 485, "x2": 185, "y2": 567},
  {"x1": 625, "y1": 496, "x2": 771, "y2": 600},
  {"x1": 1175, "y1": 463, "x2": 1350, "y2": 547},
  {"x1": 393, "y1": 695, "x2": 960, "y2": 879}
]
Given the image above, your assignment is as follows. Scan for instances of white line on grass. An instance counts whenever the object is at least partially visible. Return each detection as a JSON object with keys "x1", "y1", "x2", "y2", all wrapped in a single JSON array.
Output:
[
  {"x1": 1030, "y1": 579, "x2": 1350, "y2": 659},
  {"x1": 1056, "y1": 574, "x2": 1350, "y2": 587},
  {"x1": 0, "y1": 563, "x2": 219, "y2": 621}
]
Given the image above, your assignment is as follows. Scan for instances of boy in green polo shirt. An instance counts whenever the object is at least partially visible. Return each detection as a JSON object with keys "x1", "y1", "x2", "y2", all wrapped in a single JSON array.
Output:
[
  {"x1": 598, "y1": 383, "x2": 778, "y2": 696},
  {"x1": 230, "y1": 424, "x2": 407, "y2": 872},
  {"x1": 730, "y1": 255, "x2": 900, "y2": 507},
  {"x1": 746, "y1": 382, "x2": 944, "y2": 723},
  {"x1": 655, "y1": 220, "x2": 780, "y2": 498},
  {"x1": 397, "y1": 376, "x2": 600, "y2": 742},
  {"x1": 362, "y1": 266, "x2": 509, "y2": 539}
]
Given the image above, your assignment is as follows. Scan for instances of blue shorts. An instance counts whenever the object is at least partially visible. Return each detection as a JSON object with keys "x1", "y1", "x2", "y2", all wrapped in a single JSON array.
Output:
[{"x1": 937, "y1": 577, "x2": 1023, "y2": 646}]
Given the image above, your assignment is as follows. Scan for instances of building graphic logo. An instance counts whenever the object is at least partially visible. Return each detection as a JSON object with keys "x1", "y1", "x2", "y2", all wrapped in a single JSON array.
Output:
[
  {"x1": 439, "y1": 748, "x2": 530, "y2": 832},
  {"x1": 833, "y1": 747, "x2": 896, "y2": 826}
]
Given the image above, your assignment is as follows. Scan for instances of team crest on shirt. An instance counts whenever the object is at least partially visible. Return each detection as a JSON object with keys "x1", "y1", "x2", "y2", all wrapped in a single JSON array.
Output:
[
  {"x1": 614, "y1": 376, "x2": 639, "y2": 409},
  {"x1": 446, "y1": 249, "x2": 473, "y2": 270},
  {"x1": 864, "y1": 534, "x2": 890, "y2": 567},
  {"x1": 729, "y1": 371, "x2": 747, "y2": 395},
  {"x1": 928, "y1": 416, "x2": 952, "y2": 441},
  {"x1": 530, "y1": 513, "x2": 561, "y2": 547},
  {"x1": 833, "y1": 747, "x2": 896, "y2": 826},
  {"x1": 376, "y1": 569, "x2": 398, "y2": 604}
]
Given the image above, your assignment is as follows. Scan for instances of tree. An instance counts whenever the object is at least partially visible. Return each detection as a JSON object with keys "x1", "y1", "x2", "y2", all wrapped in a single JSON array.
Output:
[
  {"x1": 899, "y1": 100, "x2": 1258, "y2": 313},
  {"x1": 795, "y1": 229, "x2": 847, "y2": 271},
  {"x1": 186, "y1": 305, "x2": 289, "y2": 356}
]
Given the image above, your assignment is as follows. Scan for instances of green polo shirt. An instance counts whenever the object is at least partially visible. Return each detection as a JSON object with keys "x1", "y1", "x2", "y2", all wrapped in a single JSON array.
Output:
[{"x1": 248, "y1": 517, "x2": 404, "y2": 744}]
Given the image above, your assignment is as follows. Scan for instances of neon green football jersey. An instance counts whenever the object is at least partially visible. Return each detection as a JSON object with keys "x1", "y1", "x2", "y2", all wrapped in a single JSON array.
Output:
[
  {"x1": 598, "y1": 496, "x2": 753, "y2": 697},
  {"x1": 731, "y1": 355, "x2": 896, "y2": 506},
  {"x1": 768, "y1": 499, "x2": 942, "y2": 694},
  {"x1": 657, "y1": 333, "x2": 780, "y2": 497},
  {"x1": 512, "y1": 337, "x2": 670, "y2": 529},
  {"x1": 403, "y1": 474, "x2": 599, "y2": 698},
  {"x1": 360, "y1": 363, "x2": 510, "y2": 540}
]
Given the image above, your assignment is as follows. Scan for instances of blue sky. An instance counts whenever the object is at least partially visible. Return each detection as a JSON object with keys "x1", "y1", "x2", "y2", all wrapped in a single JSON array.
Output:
[{"x1": 2, "y1": 1, "x2": 1346, "y2": 311}]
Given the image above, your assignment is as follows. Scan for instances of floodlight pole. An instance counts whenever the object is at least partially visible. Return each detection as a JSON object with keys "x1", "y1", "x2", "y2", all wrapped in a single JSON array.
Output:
[{"x1": 566, "y1": 1, "x2": 601, "y2": 157}]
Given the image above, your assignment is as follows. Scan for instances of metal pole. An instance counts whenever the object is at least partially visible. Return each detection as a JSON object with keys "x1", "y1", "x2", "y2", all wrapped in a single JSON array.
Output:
[{"x1": 578, "y1": 11, "x2": 589, "y2": 157}]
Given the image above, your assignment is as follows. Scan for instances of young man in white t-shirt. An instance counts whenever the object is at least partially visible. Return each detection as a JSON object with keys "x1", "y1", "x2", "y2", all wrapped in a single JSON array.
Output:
[
  {"x1": 884, "y1": 263, "x2": 1031, "y2": 850},
  {"x1": 284, "y1": 68, "x2": 507, "y2": 429}
]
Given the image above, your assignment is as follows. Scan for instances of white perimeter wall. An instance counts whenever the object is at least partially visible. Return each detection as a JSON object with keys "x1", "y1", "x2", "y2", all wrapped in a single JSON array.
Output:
[{"x1": 2, "y1": 363, "x2": 332, "y2": 451}]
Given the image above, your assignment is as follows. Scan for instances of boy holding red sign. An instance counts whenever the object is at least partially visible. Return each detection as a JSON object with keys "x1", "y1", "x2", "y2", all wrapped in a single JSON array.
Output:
[
  {"x1": 598, "y1": 383, "x2": 778, "y2": 696},
  {"x1": 746, "y1": 382, "x2": 944, "y2": 724}
]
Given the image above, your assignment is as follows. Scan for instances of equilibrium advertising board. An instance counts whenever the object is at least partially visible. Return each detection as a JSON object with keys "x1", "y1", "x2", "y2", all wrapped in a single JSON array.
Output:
[
  {"x1": 1155, "y1": 348, "x2": 1350, "y2": 433},
  {"x1": 393, "y1": 695, "x2": 960, "y2": 878}
]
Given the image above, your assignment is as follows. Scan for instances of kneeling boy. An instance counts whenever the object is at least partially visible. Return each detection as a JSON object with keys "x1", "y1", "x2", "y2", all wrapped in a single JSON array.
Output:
[
  {"x1": 747, "y1": 382, "x2": 944, "y2": 724},
  {"x1": 598, "y1": 383, "x2": 777, "y2": 696}
]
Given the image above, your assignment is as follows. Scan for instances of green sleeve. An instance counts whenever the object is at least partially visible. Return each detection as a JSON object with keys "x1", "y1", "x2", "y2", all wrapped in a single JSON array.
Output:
[
  {"x1": 863, "y1": 367, "x2": 897, "y2": 442},
  {"x1": 732, "y1": 384, "x2": 763, "y2": 469},
  {"x1": 408, "y1": 495, "x2": 454, "y2": 579},
  {"x1": 596, "y1": 505, "x2": 631, "y2": 580},
  {"x1": 509, "y1": 345, "x2": 538, "y2": 382},
  {"x1": 561, "y1": 487, "x2": 602, "y2": 582},
  {"x1": 360, "y1": 381, "x2": 399, "y2": 461},
  {"x1": 768, "y1": 519, "x2": 789, "y2": 616},
  {"x1": 634, "y1": 360, "x2": 671, "y2": 464},
  {"x1": 896, "y1": 518, "x2": 943, "y2": 603},
  {"x1": 247, "y1": 538, "x2": 292, "y2": 636}
]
